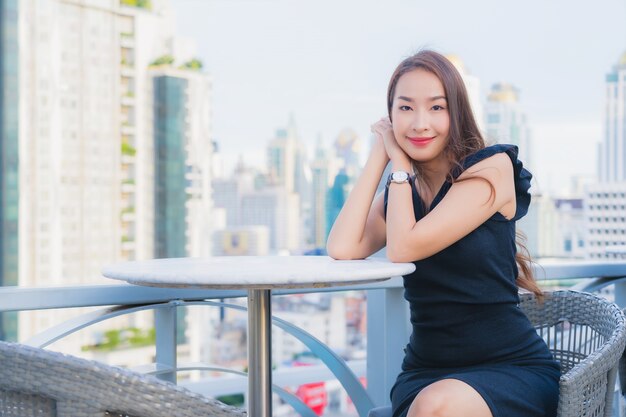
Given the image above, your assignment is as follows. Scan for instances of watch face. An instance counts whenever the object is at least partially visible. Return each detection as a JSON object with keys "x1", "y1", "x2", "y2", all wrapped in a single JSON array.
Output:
[{"x1": 391, "y1": 171, "x2": 409, "y2": 182}]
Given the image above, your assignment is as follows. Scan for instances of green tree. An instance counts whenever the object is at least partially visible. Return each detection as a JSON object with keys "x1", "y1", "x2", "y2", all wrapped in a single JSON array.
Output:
[
  {"x1": 150, "y1": 55, "x2": 175, "y2": 67},
  {"x1": 181, "y1": 58, "x2": 203, "y2": 71},
  {"x1": 120, "y1": 0, "x2": 152, "y2": 10}
]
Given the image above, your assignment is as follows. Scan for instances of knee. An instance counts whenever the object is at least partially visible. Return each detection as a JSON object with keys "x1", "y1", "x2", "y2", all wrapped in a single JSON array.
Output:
[{"x1": 408, "y1": 388, "x2": 451, "y2": 417}]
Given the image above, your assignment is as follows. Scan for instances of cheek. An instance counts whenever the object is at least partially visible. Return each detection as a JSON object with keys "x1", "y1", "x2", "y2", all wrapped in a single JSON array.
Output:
[
  {"x1": 435, "y1": 114, "x2": 451, "y2": 133},
  {"x1": 390, "y1": 112, "x2": 405, "y2": 135},
  {"x1": 392, "y1": 123, "x2": 404, "y2": 140}
]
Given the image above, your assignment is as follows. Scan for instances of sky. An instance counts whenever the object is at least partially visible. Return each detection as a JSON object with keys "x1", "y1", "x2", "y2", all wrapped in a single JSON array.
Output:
[{"x1": 170, "y1": 0, "x2": 626, "y2": 196}]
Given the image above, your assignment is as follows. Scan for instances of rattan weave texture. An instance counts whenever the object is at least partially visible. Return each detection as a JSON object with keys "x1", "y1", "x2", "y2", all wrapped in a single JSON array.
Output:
[
  {"x1": 519, "y1": 291, "x2": 626, "y2": 417},
  {"x1": 0, "y1": 340, "x2": 247, "y2": 417}
]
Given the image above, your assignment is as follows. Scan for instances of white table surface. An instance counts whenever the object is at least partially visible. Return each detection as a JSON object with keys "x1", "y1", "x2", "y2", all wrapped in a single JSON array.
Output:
[
  {"x1": 101, "y1": 255, "x2": 416, "y2": 289},
  {"x1": 101, "y1": 255, "x2": 415, "y2": 417}
]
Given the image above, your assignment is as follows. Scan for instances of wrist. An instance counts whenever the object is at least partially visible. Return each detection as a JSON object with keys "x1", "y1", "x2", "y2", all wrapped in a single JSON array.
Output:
[
  {"x1": 368, "y1": 146, "x2": 390, "y2": 167},
  {"x1": 391, "y1": 157, "x2": 412, "y2": 172},
  {"x1": 387, "y1": 170, "x2": 412, "y2": 186}
]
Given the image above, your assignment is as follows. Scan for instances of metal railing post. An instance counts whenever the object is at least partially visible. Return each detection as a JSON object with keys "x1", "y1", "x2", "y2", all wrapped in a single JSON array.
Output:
[
  {"x1": 366, "y1": 286, "x2": 410, "y2": 407},
  {"x1": 155, "y1": 302, "x2": 178, "y2": 383}
]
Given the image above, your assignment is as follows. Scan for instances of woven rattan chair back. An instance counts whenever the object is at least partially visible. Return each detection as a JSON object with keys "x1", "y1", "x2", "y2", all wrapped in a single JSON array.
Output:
[
  {"x1": 519, "y1": 291, "x2": 626, "y2": 417},
  {"x1": 0, "y1": 340, "x2": 247, "y2": 417}
]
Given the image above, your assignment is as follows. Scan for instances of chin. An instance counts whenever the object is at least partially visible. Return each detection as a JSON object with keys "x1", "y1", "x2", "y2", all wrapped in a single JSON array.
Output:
[{"x1": 406, "y1": 150, "x2": 440, "y2": 163}]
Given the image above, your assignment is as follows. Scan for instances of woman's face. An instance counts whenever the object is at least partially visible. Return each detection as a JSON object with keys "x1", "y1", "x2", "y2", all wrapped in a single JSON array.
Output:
[{"x1": 391, "y1": 68, "x2": 450, "y2": 165}]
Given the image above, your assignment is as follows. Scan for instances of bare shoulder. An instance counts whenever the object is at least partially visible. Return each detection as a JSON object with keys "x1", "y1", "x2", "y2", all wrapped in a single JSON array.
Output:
[
  {"x1": 455, "y1": 151, "x2": 516, "y2": 219},
  {"x1": 457, "y1": 152, "x2": 514, "y2": 186}
]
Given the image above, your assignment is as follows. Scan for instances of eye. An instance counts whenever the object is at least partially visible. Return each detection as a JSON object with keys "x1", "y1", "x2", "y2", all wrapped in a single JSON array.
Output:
[
  {"x1": 399, "y1": 105, "x2": 412, "y2": 111},
  {"x1": 432, "y1": 104, "x2": 446, "y2": 111}
]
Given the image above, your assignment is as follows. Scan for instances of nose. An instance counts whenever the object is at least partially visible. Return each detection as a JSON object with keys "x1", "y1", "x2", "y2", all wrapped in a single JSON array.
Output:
[{"x1": 410, "y1": 110, "x2": 429, "y2": 133}]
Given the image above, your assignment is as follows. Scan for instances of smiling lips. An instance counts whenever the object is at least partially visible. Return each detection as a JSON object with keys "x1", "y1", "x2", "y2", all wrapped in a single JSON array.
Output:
[{"x1": 407, "y1": 137, "x2": 435, "y2": 147}]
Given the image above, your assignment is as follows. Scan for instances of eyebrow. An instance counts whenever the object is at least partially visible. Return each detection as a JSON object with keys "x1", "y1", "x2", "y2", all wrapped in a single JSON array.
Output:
[{"x1": 397, "y1": 95, "x2": 447, "y2": 102}]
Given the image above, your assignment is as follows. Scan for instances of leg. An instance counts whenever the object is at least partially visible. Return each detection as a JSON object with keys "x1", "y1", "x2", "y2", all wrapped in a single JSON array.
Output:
[{"x1": 407, "y1": 379, "x2": 493, "y2": 417}]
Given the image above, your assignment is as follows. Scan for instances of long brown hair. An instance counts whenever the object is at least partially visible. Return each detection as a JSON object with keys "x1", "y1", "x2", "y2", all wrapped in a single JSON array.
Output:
[{"x1": 386, "y1": 49, "x2": 542, "y2": 299}]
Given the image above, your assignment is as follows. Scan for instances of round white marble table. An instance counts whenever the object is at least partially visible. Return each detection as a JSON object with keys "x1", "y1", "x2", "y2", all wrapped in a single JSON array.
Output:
[{"x1": 102, "y1": 255, "x2": 416, "y2": 417}]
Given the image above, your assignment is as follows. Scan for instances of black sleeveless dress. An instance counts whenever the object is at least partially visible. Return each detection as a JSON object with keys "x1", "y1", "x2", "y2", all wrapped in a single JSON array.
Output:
[{"x1": 383, "y1": 144, "x2": 560, "y2": 417}]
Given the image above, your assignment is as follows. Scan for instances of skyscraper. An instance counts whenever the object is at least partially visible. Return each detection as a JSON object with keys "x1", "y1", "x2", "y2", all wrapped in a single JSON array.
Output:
[
  {"x1": 324, "y1": 129, "x2": 363, "y2": 242},
  {"x1": 334, "y1": 129, "x2": 361, "y2": 178},
  {"x1": 267, "y1": 117, "x2": 310, "y2": 193},
  {"x1": 326, "y1": 170, "x2": 350, "y2": 240},
  {"x1": 598, "y1": 52, "x2": 626, "y2": 183},
  {"x1": 584, "y1": 185, "x2": 626, "y2": 259},
  {"x1": 151, "y1": 68, "x2": 213, "y2": 259},
  {"x1": 240, "y1": 188, "x2": 300, "y2": 254},
  {"x1": 0, "y1": 0, "x2": 19, "y2": 341},
  {"x1": 16, "y1": 0, "x2": 141, "y2": 350},
  {"x1": 14, "y1": 0, "x2": 213, "y2": 357},
  {"x1": 18, "y1": 0, "x2": 125, "y2": 287},
  {"x1": 311, "y1": 138, "x2": 335, "y2": 249},
  {"x1": 584, "y1": 51, "x2": 626, "y2": 260},
  {"x1": 153, "y1": 76, "x2": 188, "y2": 258},
  {"x1": 484, "y1": 83, "x2": 532, "y2": 167},
  {"x1": 117, "y1": 2, "x2": 190, "y2": 263},
  {"x1": 266, "y1": 117, "x2": 311, "y2": 250}
]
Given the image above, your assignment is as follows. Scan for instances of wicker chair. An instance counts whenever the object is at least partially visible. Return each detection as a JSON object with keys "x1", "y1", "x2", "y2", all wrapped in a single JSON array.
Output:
[
  {"x1": 369, "y1": 290, "x2": 626, "y2": 417},
  {"x1": 0, "y1": 340, "x2": 247, "y2": 417}
]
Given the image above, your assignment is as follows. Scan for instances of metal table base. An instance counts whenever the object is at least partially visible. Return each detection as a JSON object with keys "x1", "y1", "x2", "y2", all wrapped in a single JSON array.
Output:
[{"x1": 247, "y1": 289, "x2": 272, "y2": 417}]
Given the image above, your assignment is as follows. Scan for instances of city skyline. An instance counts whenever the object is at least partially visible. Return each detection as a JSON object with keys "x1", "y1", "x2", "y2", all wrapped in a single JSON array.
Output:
[
  {"x1": 171, "y1": 0, "x2": 626, "y2": 195},
  {"x1": 1, "y1": 3, "x2": 625, "y2": 414}
]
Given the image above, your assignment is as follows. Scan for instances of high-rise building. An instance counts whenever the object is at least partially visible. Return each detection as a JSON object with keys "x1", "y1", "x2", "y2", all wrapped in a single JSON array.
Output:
[
  {"x1": 519, "y1": 195, "x2": 587, "y2": 260},
  {"x1": 212, "y1": 226, "x2": 270, "y2": 256},
  {"x1": 267, "y1": 126, "x2": 295, "y2": 192},
  {"x1": 267, "y1": 117, "x2": 308, "y2": 193},
  {"x1": 18, "y1": 0, "x2": 127, "y2": 295},
  {"x1": 584, "y1": 52, "x2": 626, "y2": 260},
  {"x1": 153, "y1": 75, "x2": 187, "y2": 258},
  {"x1": 0, "y1": 0, "x2": 19, "y2": 341},
  {"x1": 266, "y1": 117, "x2": 310, "y2": 251},
  {"x1": 598, "y1": 52, "x2": 626, "y2": 183},
  {"x1": 311, "y1": 138, "x2": 337, "y2": 249},
  {"x1": 326, "y1": 170, "x2": 351, "y2": 240},
  {"x1": 151, "y1": 68, "x2": 213, "y2": 259},
  {"x1": 117, "y1": 2, "x2": 191, "y2": 263},
  {"x1": 16, "y1": 0, "x2": 148, "y2": 352},
  {"x1": 14, "y1": 0, "x2": 213, "y2": 361},
  {"x1": 484, "y1": 83, "x2": 532, "y2": 167},
  {"x1": 554, "y1": 199, "x2": 586, "y2": 259},
  {"x1": 584, "y1": 183, "x2": 626, "y2": 259},
  {"x1": 334, "y1": 129, "x2": 361, "y2": 178},
  {"x1": 212, "y1": 159, "x2": 256, "y2": 227},
  {"x1": 517, "y1": 194, "x2": 558, "y2": 259},
  {"x1": 240, "y1": 187, "x2": 300, "y2": 254},
  {"x1": 323, "y1": 129, "x2": 362, "y2": 243}
]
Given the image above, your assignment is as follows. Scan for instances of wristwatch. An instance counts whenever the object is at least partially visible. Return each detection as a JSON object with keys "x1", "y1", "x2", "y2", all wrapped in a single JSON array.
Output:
[{"x1": 387, "y1": 171, "x2": 411, "y2": 185}]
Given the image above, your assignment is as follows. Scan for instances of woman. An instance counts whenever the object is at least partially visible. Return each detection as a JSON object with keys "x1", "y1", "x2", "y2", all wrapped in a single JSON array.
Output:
[{"x1": 326, "y1": 50, "x2": 560, "y2": 417}]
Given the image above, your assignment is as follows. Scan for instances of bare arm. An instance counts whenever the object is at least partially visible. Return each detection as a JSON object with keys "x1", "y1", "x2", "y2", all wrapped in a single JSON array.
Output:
[
  {"x1": 386, "y1": 152, "x2": 516, "y2": 262},
  {"x1": 326, "y1": 140, "x2": 389, "y2": 260}
]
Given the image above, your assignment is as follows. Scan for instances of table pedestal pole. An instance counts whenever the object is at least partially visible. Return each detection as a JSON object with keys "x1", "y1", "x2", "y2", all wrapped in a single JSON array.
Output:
[{"x1": 247, "y1": 289, "x2": 272, "y2": 417}]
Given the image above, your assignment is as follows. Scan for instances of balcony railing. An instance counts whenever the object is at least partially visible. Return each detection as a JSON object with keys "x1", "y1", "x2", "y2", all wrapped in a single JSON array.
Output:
[{"x1": 1, "y1": 259, "x2": 625, "y2": 416}]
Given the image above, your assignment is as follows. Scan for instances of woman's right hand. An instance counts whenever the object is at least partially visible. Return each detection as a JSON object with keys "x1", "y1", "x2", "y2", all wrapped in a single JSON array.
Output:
[{"x1": 370, "y1": 118, "x2": 391, "y2": 163}]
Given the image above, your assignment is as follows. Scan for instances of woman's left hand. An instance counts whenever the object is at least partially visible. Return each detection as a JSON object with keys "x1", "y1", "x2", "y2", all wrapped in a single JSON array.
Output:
[{"x1": 371, "y1": 117, "x2": 410, "y2": 165}]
